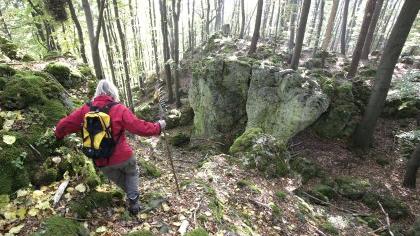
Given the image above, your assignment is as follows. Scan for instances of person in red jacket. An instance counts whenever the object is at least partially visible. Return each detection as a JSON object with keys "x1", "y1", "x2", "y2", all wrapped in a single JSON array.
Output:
[{"x1": 55, "y1": 79, "x2": 166, "y2": 215}]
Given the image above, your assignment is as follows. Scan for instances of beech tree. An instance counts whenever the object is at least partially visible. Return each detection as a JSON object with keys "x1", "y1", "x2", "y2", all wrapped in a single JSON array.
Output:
[
  {"x1": 321, "y1": 0, "x2": 338, "y2": 50},
  {"x1": 361, "y1": 0, "x2": 385, "y2": 60},
  {"x1": 353, "y1": 0, "x2": 419, "y2": 149},
  {"x1": 248, "y1": 0, "x2": 264, "y2": 55},
  {"x1": 67, "y1": 0, "x2": 87, "y2": 63},
  {"x1": 159, "y1": 0, "x2": 174, "y2": 103},
  {"x1": 340, "y1": 0, "x2": 350, "y2": 55},
  {"x1": 290, "y1": 0, "x2": 311, "y2": 70}
]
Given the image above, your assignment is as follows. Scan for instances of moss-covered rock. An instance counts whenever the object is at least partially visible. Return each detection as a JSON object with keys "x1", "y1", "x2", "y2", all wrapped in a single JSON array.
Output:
[
  {"x1": 313, "y1": 77, "x2": 359, "y2": 138},
  {"x1": 362, "y1": 192, "x2": 409, "y2": 219},
  {"x1": 0, "y1": 36, "x2": 18, "y2": 60},
  {"x1": 21, "y1": 54, "x2": 35, "y2": 62},
  {"x1": 229, "y1": 128, "x2": 263, "y2": 154},
  {"x1": 313, "y1": 184, "x2": 336, "y2": 200},
  {"x1": 70, "y1": 191, "x2": 119, "y2": 218},
  {"x1": 44, "y1": 62, "x2": 81, "y2": 89},
  {"x1": 395, "y1": 130, "x2": 420, "y2": 159},
  {"x1": 139, "y1": 159, "x2": 161, "y2": 178},
  {"x1": 303, "y1": 58, "x2": 323, "y2": 69},
  {"x1": 32, "y1": 167, "x2": 58, "y2": 187},
  {"x1": 135, "y1": 101, "x2": 159, "y2": 122},
  {"x1": 290, "y1": 156, "x2": 323, "y2": 183},
  {"x1": 179, "y1": 105, "x2": 194, "y2": 126},
  {"x1": 34, "y1": 215, "x2": 89, "y2": 236},
  {"x1": 0, "y1": 63, "x2": 16, "y2": 77},
  {"x1": 335, "y1": 176, "x2": 370, "y2": 200},
  {"x1": 169, "y1": 132, "x2": 190, "y2": 147},
  {"x1": 36, "y1": 99, "x2": 68, "y2": 124}
]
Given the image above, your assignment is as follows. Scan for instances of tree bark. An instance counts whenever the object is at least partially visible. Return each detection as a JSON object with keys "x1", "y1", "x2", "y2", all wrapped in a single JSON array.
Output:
[
  {"x1": 248, "y1": 0, "x2": 264, "y2": 55},
  {"x1": 159, "y1": 0, "x2": 174, "y2": 103},
  {"x1": 239, "y1": 0, "x2": 245, "y2": 38},
  {"x1": 313, "y1": 0, "x2": 325, "y2": 55},
  {"x1": 340, "y1": 0, "x2": 350, "y2": 55},
  {"x1": 345, "y1": 0, "x2": 361, "y2": 53},
  {"x1": 205, "y1": 0, "x2": 211, "y2": 39},
  {"x1": 82, "y1": 0, "x2": 104, "y2": 80},
  {"x1": 215, "y1": 0, "x2": 223, "y2": 31},
  {"x1": 347, "y1": 0, "x2": 377, "y2": 79},
  {"x1": 0, "y1": 6, "x2": 12, "y2": 39},
  {"x1": 112, "y1": 0, "x2": 134, "y2": 111},
  {"x1": 352, "y1": 0, "x2": 419, "y2": 149},
  {"x1": 148, "y1": 0, "x2": 160, "y2": 77},
  {"x1": 67, "y1": 0, "x2": 88, "y2": 63},
  {"x1": 360, "y1": 0, "x2": 384, "y2": 60},
  {"x1": 99, "y1": 0, "x2": 117, "y2": 86},
  {"x1": 172, "y1": 0, "x2": 181, "y2": 107},
  {"x1": 321, "y1": 0, "x2": 338, "y2": 50},
  {"x1": 290, "y1": 0, "x2": 311, "y2": 70},
  {"x1": 288, "y1": 0, "x2": 298, "y2": 62},
  {"x1": 403, "y1": 142, "x2": 420, "y2": 188},
  {"x1": 261, "y1": 0, "x2": 271, "y2": 38},
  {"x1": 274, "y1": 0, "x2": 282, "y2": 40},
  {"x1": 307, "y1": 0, "x2": 320, "y2": 47}
]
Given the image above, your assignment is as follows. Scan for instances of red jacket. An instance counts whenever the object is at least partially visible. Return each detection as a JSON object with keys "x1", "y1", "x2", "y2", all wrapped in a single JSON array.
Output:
[{"x1": 55, "y1": 95, "x2": 161, "y2": 167}]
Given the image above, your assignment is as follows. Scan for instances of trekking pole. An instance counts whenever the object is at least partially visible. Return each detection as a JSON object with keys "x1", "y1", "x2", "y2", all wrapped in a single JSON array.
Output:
[{"x1": 156, "y1": 81, "x2": 181, "y2": 195}]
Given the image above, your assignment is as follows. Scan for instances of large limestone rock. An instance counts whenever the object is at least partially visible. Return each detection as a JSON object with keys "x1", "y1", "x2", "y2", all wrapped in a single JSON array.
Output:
[
  {"x1": 246, "y1": 68, "x2": 330, "y2": 143},
  {"x1": 189, "y1": 56, "x2": 252, "y2": 146}
]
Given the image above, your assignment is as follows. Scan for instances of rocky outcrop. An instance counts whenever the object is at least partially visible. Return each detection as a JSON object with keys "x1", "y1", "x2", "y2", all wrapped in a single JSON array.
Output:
[{"x1": 247, "y1": 68, "x2": 329, "y2": 142}]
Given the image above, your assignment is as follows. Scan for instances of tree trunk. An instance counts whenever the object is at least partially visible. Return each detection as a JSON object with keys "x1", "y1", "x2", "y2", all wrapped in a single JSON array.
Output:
[
  {"x1": 290, "y1": 0, "x2": 311, "y2": 70},
  {"x1": 268, "y1": 0, "x2": 276, "y2": 36},
  {"x1": 313, "y1": 0, "x2": 325, "y2": 55},
  {"x1": 261, "y1": 0, "x2": 271, "y2": 38},
  {"x1": 172, "y1": 0, "x2": 181, "y2": 107},
  {"x1": 0, "y1": 6, "x2": 12, "y2": 39},
  {"x1": 112, "y1": 0, "x2": 134, "y2": 111},
  {"x1": 403, "y1": 142, "x2": 420, "y2": 188},
  {"x1": 245, "y1": 2, "x2": 258, "y2": 37},
  {"x1": 330, "y1": 2, "x2": 344, "y2": 52},
  {"x1": 360, "y1": 0, "x2": 384, "y2": 60},
  {"x1": 205, "y1": 0, "x2": 211, "y2": 39},
  {"x1": 191, "y1": 0, "x2": 196, "y2": 48},
  {"x1": 347, "y1": 0, "x2": 377, "y2": 79},
  {"x1": 148, "y1": 0, "x2": 160, "y2": 77},
  {"x1": 215, "y1": 0, "x2": 223, "y2": 31},
  {"x1": 321, "y1": 0, "x2": 338, "y2": 50},
  {"x1": 99, "y1": 1, "x2": 117, "y2": 85},
  {"x1": 239, "y1": 0, "x2": 245, "y2": 38},
  {"x1": 159, "y1": 0, "x2": 174, "y2": 103},
  {"x1": 375, "y1": 0, "x2": 400, "y2": 52},
  {"x1": 82, "y1": 0, "x2": 104, "y2": 80},
  {"x1": 67, "y1": 0, "x2": 88, "y2": 63},
  {"x1": 288, "y1": 0, "x2": 298, "y2": 62},
  {"x1": 248, "y1": 0, "x2": 264, "y2": 55},
  {"x1": 307, "y1": 0, "x2": 320, "y2": 47},
  {"x1": 352, "y1": 0, "x2": 419, "y2": 149},
  {"x1": 345, "y1": 0, "x2": 361, "y2": 53},
  {"x1": 340, "y1": 0, "x2": 350, "y2": 55},
  {"x1": 274, "y1": 0, "x2": 282, "y2": 40}
]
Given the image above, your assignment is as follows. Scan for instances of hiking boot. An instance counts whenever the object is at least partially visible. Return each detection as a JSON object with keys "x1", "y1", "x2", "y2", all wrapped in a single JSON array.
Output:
[{"x1": 127, "y1": 195, "x2": 142, "y2": 215}]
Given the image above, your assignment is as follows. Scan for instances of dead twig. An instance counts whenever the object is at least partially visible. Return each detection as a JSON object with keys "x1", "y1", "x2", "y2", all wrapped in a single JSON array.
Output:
[
  {"x1": 378, "y1": 201, "x2": 394, "y2": 236},
  {"x1": 53, "y1": 180, "x2": 69, "y2": 207},
  {"x1": 193, "y1": 197, "x2": 203, "y2": 226},
  {"x1": 27, "y1": 143, "x2": 42, "y2": 157}
]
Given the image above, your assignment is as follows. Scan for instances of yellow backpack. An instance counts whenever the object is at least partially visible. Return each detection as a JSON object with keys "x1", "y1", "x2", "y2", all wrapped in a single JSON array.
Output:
[{"x1": 82, "y1": 102, "x2": 120, "y2": 160}]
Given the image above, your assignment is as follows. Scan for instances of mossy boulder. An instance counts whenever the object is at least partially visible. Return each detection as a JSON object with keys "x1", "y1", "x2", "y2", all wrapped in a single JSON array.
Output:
[
  {"x1": 0, "y1": 63, "x2": 16, "y2": 77},
  {"x1": 33, "y1": 215, "x2": 89, "y2": 236},
  {"x1": 169, "y1": 132, "x2": 190, "y2": 147},
  {"x1": 290, "y1": 156, "x2": 323, "y2": 183},
  {"x1": 32, "y1": 167, "x2": 58, "y2": 187},
  {"x1": 139, "y1": 159, "x2": 162, "y2": 178},
  {"x1": 313, "y1": 77, "x2": 359, "y2": 138},
  {"x1": 77, "y1": 64, "x2": 95, "y2": 79},
  {"x1": 70, "y1": 191, "x2": 120, "y2": 218},
  {"x1": 247, "y1": 69, "x2": 329, "y2": 144},
  {"x1": 135, "y1": 101, "x2": 159, "y2": 122},
  {"x1": 0, "y1": 36, "x2": 18, "y2": 60},
  {"x1": 21, "y1": 54, "x2": 35, "y2": 62},
  {"x1": 303, "y1": 58, "x2": 323, "y2": 69},
  {"x1": 362, "y1": 191, "x2": 409, "y2": 219},
  {"x1": 231, "y1": 129, "x2": 289, "y2": 178},
  {"x1": 313, "y1": 184, "x2": 336, "y2": 201},
  {"x1": 179, "y1": 104, "x2": 194, "y2": 126},
  {"x1": 335, "y1": 176, "x2": 370, "y2": 200},
  {"x1": 44, "y1": 62, "x2": 81, "y2": 89}
]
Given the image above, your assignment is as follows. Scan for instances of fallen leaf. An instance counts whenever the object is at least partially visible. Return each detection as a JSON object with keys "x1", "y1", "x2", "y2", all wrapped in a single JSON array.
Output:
[
  {"x1": 75, "y1": 184, "x2": 86, "y2": 193},
  {"x1": 16, "y1": 189, "x2": 29, "y2": 198},
  {"x1": 32, "y1": 190, "x2": 43, "y2": 199},
  {"x1": 52, "y1": 157, "x2": 61, "y2": 164},
  {"x1": 96, "y1": 226, "x2": 107, "y2": 233},
  {"x1": 16, "y1": 208, "x2": 26, "y2": 219},
  {"x1": 8, "y1": 224, "x2": 24, "y2": 234},
  {"x1": 4, "y1": 211, "x2": 16, "y2": 220},
  {"x1": 28, "y1": 208, "x2": 39, "y2": 217},
  {"x1": 3, "y1": 135, "x2": 16, "y2": 145},
  {"x1": 162, "y1": 203, "x2": 170, "y2": 212}
]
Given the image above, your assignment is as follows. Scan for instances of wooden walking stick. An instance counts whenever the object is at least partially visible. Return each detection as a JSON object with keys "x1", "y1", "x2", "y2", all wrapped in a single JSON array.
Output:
[{"x1": 156, "y1": 81, "x2": 181, "y2": 195}]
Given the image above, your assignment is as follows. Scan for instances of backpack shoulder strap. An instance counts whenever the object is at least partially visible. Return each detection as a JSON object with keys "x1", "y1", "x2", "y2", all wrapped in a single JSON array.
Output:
[
  {"x1": 87, "y1": 102, "x2": 99, "y2": 112},
  {"x1": 100, "y1": 102, "x2": 119, "y2": 114}
]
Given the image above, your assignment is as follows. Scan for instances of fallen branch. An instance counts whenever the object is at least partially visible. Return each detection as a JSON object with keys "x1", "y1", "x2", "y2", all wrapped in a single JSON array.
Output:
[
  {"x1": 193, "y1": 197, "x2": 203, "y2": 226},
  {"x1": 377, "y1": 201, "x2": 394, "y2": 236},
  {"x1": 53, "y1": 179, "x2": 69, "y2": 207},
  {"x1": 27, "y1": 143, "x2": 42, "y2": 157}
]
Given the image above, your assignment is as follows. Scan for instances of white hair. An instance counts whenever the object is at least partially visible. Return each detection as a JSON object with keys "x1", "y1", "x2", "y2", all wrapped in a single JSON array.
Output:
[{"x1": 94, "y1": 79, "x2": 120, "y2": 102}]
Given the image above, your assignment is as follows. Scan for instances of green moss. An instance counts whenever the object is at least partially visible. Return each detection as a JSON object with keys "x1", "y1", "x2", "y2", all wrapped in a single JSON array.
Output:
[
  {"x1": 33, "y1": 216, "x2": 89, "y2": 236},
  {"x1": 185, "y1": 228, "x2": 209, "y2": 236},
  {"x1": 44, "y1": 62, "x2": 79, "y2": 89},
  {"x1": 362, "y1": 192, "x2": 409, "y2": 219},
  {"x1": 229, "y1": 128, "x2": 263, "y2": 154},
  {"x1": 0, "y1": 64, "x2": 16, "y2": 77},
  {"x1": 275, "y1": 191, "x2": 287, "y2": 200},
  {"x1": 290, "y1": 156, "x2": 322, "y2": 183},
  {"x1": 0, "y1": 36, "x2": 18, "y2": 59},
  {"x1": 36, "y1": 99, "x2": 67, "y2": 124},
  {"x1": 70, "y1": 191, "x2": 117, "y2": 218},
  {"x1": 139, "y1": 159, "x2": 161, "y2": 178},
  {"x1": 169, "y1": 133, "x2": 190, "y2": 147},
  {"x1": 271, "y1": 203, "x2": 283, "y2": 219},
  {"x1": 313, "y1": 184, "x2": 335, "y2": 200},
  {"x1": 22, "y1": 54, "x2": 35, "y2": 62},
  {"x1": 359, "y1": 215, "x2": 381, "y2": 230},
  {"x1": 335, "y1": 176, "x2": 370, "y2": 200},
  {"x1": 125, "y1": 230, "x2": 154, "y2": 236},
  {"x1": 321, "y1": 221, "x2": 339, "y2": 236},
  {"x1": 408, "y1": 217, "x2": 420, "y2": 236},
  {"x1": 135, "y1": 102, "x2": 159, "y2": 122},
  {"x1": 42, "y1": 51, "x2": 61, "y2": 61},
  {"x1": 179, "y1": 106, "x2": 194, "y2": 126},
  {"x1": 32, "y1": 71, "x2": 66, "y2": 100},
  {"x1": 32, "y1": 167, "x2": 58, "y2": 187},
  {"x1": 209, "y1": 197, "x2": 224, "y2": 223},
  {"x1": 359, "y1": 67, "x2": 376, "y2": 77},
  {"x1": 236, "y1": 179, "x2": 261, "y2": 193},
  {"x1": 0, "y1": 73, "x2": 47, "y2": 110},
  {"x1": 77, "y1": 64, "x2": 94, "y2": 78},
  {"x1": 0, "y1": 76, "x2": 8, "y2": 90}
]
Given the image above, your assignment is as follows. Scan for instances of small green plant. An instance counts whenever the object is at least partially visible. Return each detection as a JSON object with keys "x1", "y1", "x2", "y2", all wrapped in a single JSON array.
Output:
[
  {"x1": 321, "y1": 221, "x2": 339, "y2": 235},
  {"x1": 236, "y1": 179, "x2": 261, "y2": 193},
  {"x1": 185, "y1": 228, "x2": 209, "y2": 236},
  {"x1": 275, "y1": 191, "x2": 287, "y2": 200},
  {"x1": 271, "y1": 203, "x2": 283, "y2": 218}
]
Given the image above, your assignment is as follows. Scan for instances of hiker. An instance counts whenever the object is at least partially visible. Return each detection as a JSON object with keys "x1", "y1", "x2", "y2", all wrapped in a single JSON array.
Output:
[{"x1": 54, "y1": 79, "x2": 166, "y2": 215}]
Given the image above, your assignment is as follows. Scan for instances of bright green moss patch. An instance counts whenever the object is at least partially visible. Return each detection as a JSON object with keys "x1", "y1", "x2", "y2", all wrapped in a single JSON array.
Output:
[
  {"x1": 236, "y1": 179, "x2": 261, "y2": 193},
  {"x1": 33, "y1": 216, "x2": 89, "y2": 236},
  {"x1": 275, "y1": 191, "x2": 287, "y2": 200},
  {"x1": 139, "y1": 159, "x2": 162, "y2": 178},
  {"x1": 185, "y1": 228, "x2": 209, "y2": 236},
  {"x1": 44, "y1": 62, "x2": 81, "y2": 89},
  {"x1": 229, "y1": 128, "x2": 263, "y2": 154},
  {"x1": 335, "y1": 176, "x2": 370, "y2": 200}
]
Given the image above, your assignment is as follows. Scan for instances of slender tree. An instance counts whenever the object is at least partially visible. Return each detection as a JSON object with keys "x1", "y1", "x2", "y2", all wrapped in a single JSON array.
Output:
[
  {"x1": 148, "y1": 0, "x2": 160, "y2": 77},
  {"x1": 0, "y1": 6, "x2": 11, "y2": 39},
  {"x1": 346, "y1": 0, "x2": 361, "y2": 52},
  {"x1": 290, "y1": 0, "x2": 311, "y2": 70},
  {"x1": 273, "y1": 0, "x2": 282, "y2": 40},
  {"x1": 172, "y1": 0, "x2": 182, "y2": 107},
  {"x1": 99, "y1": 0, "x2": 117, "y2": 85},
  {"x1": 404, "y1": 142, "x2": 420, "y2": 188},
  {"x1": 248, "y1": 0, "x2": 264, "y2": 55},
  {"x1": 347, "y1": 0, "x2": 377, "y2": 78},
  {"x1": 307, "y1": 0, "x2": 320, "y2": 46},
  {"x1": 159, "y1": 0, "x2": 174, "y2": 103},
  {"x1": 288, "y1": 0, "x2": 298, "y2": 62},
  {"x1": 340, "y1": 0, "x2": 350, "y2": 55},
  {"x1": 215, "y1": 0, "x2": 224, "y2": 31},
  {"x1": 352, "y1": 0, "x2": 419, "y2": 149},
  {"x1": 360, "y1": 0, "x2": 384, "y2": 59},
  {"x1": 67, "y1": 0, "x2": 88, "y2": 63},
  {"x1": 112, "y1": 0, "x2": 134, "y2": 110},
  {"x1": 81, "y1": 0, "x2": 104, "y2": 80},
  {"x1": 321, "y1": 0, "x2": 339, "y2": 50},
  {"x1": 313, "y1": 0, "x2": 324, "y2": 54},
  {"x1": 261, "y1": 0, "x2": 272, "y2": 37},
  {"x1": 239, "y1": 0, "x2": 245, "y2": 38}
]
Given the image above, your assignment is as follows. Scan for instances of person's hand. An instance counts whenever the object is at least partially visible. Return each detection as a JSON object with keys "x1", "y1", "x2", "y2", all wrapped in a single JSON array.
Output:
[{"x1": 158, "y1": 120, "x2": 166, "y2": 130}]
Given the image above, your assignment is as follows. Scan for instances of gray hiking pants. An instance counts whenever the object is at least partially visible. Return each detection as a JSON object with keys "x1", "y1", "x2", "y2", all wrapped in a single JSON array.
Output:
[{"x1": 99, "y1": 156, "x2": 139, "y2": 199}]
